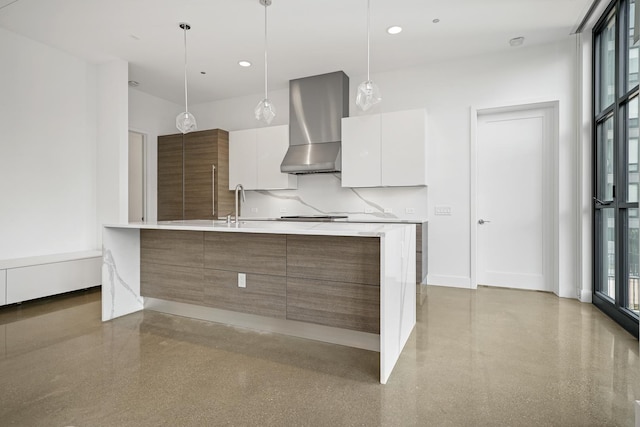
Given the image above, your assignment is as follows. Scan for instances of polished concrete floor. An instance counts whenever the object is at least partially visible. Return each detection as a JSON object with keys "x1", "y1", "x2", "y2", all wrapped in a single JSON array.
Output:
[{"x1": 0, "y1": 286, "x2": 638, "y2": 426}]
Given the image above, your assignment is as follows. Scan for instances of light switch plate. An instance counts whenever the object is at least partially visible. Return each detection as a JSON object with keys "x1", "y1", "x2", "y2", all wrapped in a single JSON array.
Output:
[
  {"x1": 384, "y1": 208, "x2": 393, "y2": 213},
  {"x1": 279, "y1": 207, "x2": 287, "y2": 213},
  {"x1": 435, "y1": 206, "x2": 452, "y2": 216},
  {"x1": 238, "y1": 273, "x2": 246, "y2": 288},
  {"x1": 405, "y1": 207, "x2": 415, "y2": 214},
  {"x1": 250, "y1": 207, "x2": 258, "y2": 213}
]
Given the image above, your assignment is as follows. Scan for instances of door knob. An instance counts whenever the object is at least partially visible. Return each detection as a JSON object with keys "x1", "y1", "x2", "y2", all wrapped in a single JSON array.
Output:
[{"x1": 478, "y1": 219, "x2": 491, "y2": 225}]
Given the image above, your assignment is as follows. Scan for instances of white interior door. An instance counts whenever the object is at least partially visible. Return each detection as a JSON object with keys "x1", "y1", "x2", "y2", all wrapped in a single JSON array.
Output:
[
  {"x1": 128, "y1": 131, "x2": 145, "y2": 222},
  {"x1": 476, "y1": 106, "x2": 553, "y2": 291}
]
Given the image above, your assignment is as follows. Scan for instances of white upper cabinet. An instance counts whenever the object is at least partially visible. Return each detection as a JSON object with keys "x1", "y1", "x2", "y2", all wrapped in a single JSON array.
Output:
[
  {"x1": 229, "y1": 129, "x2": 258, "y2": 189},
  {"x1": 380, "y1": 109, "x2": 428, "y2": 186},
  {"x1": 341, "y1": 108, "x2": 427, "y2": 188},
  {"x1": 341, "y1": 114, "x2": 382, "y2": 188},
  {"x1": 229, "y1": 125, "x2": 297, "y2": 190}
]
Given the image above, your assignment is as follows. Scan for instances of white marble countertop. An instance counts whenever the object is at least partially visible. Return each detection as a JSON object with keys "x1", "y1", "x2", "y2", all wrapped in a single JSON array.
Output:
[
  {"x1": 225, "y1": 216, "x2": 428, "y2": 224},
  {"x1": 105, "y1": 219, "x2": 414, "y2": 237}
]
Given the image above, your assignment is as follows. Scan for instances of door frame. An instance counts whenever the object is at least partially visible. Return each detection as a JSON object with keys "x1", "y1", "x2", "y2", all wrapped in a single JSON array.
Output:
[
  {"x1": 128, "y1": 129, "x2": 148, "y2": 223},
  {"x1": 470, "y1": 100, "x2": 559, "y2": 293}
]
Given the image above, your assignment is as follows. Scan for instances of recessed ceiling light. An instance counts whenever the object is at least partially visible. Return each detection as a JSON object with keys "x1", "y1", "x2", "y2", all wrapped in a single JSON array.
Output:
[
  {"x1": 200, "y1": 71, "x2": 206, "y2": 75},
  {"x1": 238, "y1": 60, "x2": 252, "y2": 67},
  {"x1": 387, "y1": 26, "x2": 402, "y2": 35},
  {"x1": 509, "y1": 36, "x2": 525, "y2": 47},
  {"x1": 128, "y1": 80, "x2": 139, "y2": 87},
  {"x1": 129, "y1": 34, "x2": 141, "y2": 40},
  {"x1": 432, "y1": 18, "x2": 440, "y2": 24}
]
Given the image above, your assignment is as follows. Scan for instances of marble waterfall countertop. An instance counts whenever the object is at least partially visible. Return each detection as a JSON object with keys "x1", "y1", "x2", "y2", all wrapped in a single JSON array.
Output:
[
  {"x1": 106, "y1": 219, "x2": 415, "y2": 237},
  {"x1": 102, "y1": 219, "x2": 417, "y2": 384}
]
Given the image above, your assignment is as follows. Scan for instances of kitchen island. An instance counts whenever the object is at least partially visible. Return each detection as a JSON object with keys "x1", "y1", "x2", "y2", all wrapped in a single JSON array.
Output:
[{"x1": 102, "y1": 220, "x2": 415, "y2": 384}]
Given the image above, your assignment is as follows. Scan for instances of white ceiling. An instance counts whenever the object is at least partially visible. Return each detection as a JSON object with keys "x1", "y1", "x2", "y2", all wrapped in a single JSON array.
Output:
[{"x1": 0, "y1": 0, "x2": 593, "y2": 105}]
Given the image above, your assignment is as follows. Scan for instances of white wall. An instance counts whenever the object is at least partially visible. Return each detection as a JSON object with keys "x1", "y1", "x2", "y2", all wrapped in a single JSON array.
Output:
[
  {"x1": 96, "y1": 59, "x2": 129, "y2": 244},
  {"x1": 128, "y1": 89, "x2": 182, "y2": 222},
  {"x1": 369, "y1": 38, "x2": 578, "y2": 297},
  {"x1": 0, "y1": 27, "x2": 98, "y2": 259}
]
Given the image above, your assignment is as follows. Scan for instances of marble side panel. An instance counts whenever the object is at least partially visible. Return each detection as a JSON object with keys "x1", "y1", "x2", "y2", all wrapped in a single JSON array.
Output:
[
  {"x1": 380, "y1": 224, "x2": 416, "y2": 384},
  {"x1": 102, "y1": 227, "x2": 143, "y2": 321}
]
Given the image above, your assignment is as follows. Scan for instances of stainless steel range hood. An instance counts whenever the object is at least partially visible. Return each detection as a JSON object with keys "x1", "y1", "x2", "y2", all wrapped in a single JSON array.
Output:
[{"x1": 280, "y1": 71, "x2": 349, "y2": 174}]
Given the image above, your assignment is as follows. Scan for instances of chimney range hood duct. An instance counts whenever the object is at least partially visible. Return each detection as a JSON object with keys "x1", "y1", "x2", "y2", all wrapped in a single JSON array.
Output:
[{"x1": 280, "y1": 71, "x2": 349, "y2": 174}]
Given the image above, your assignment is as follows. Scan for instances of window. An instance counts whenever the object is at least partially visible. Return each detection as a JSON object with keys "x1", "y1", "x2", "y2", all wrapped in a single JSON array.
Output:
[{"x1": 593, "y1": 0, "x2": 640, "y2": 336}]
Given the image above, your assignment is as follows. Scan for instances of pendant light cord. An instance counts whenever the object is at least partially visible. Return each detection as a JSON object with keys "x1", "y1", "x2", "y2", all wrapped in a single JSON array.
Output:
[
  {"x1": 366, "y1": 0, "x2": 371, "y2": 82},
  {"x1": 264, "y1": 2, "x2": 269, "y2": 100},
  {"x1": 183, "y1": 25, "x2": 189, "y2": 113}
]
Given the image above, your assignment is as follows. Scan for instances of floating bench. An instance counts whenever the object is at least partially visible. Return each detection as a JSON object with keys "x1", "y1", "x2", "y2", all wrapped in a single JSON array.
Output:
[{"x1": 0, "y1": 250, "x2": 102, "y2": 306}]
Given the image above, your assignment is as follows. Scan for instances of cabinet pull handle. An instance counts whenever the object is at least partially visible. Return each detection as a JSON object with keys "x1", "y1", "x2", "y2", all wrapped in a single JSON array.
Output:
[{"x1": 212, "y1": 164, "x2": 216, "y2": 217}]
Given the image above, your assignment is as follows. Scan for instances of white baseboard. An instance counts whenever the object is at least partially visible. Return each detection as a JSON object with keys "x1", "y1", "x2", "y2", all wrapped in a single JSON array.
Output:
[
  {"x1": 427, "y1": 275, "x2": 471, "y2": 289},
  {"x1": 579, "y1": 289, "x2": 593, "y2": 303}
]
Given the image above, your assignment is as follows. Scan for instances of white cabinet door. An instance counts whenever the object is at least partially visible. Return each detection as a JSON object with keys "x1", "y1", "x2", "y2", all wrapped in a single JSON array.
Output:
[
  {"x1": 381, "y1": 109, "x2": 427, "y2": 186},
  {"x1": 229, "y1": 126, "x2": 297, "y2": 190},
  {"x1": 257, "y1": 125, "x2": 297, "y2": 190},
  {"x1": 229, "y1": 129, "x2": 258, "y2": 190},
  {"x1": 341, "y1": 114, "x2": 382, "y2": 187}
]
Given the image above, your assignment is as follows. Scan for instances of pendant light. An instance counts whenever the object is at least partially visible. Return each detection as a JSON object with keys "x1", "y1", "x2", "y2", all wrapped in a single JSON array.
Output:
[
  {"x1": 255, "y1": 0, "x2": 276, "y2": 124},
  {"x1": 176, "y1": 22, "x2": 197, "y2": 134},
  {"x1": 356, "y1": 0, "x2": 382, "y2": 111}
]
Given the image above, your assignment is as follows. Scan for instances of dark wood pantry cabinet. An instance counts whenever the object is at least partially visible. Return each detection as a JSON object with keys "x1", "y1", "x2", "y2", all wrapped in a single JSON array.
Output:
[{"x1": 157, "y1": 129, "x2": 234, "y2": 221}]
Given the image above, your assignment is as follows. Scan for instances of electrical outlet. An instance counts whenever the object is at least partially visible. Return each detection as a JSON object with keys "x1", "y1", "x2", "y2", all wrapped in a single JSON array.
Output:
[
  {"x1": 405, "y1": 207, "x2": 415, "y2": 214},
  {"x1": 364, "y1": 207, "x2": 374, "y2": 214},
  {"x1": 250, "y1": 207, "x2": 258, "y2": 213},
  {"x1": 384, "y1": 208, "x2": 393, "y2": 213},
  {"x1": 238, "y1": 273, "x2": 246, "y2": 288},
  {"x1": 279, "y1": 207, "x2": 287, "y2": 213},
  {"x1": 435, "y1": 205, "x2": 452, "y2": 216}
]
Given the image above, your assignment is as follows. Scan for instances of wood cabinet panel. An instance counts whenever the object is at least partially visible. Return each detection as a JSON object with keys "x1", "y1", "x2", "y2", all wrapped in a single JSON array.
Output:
[
  {"x1": 203, "y1": 269, "x2": 285, "y2": 318},
  {"x1": 286, "y1": 235, "x2": 380, "y2": 286},
  {"x1": 215, "y1": 131, "x2": 235, "y2": 217},
  {"x1": 286, "y1": 277, "x2": 380, "y2": 334},
  {"x1": 184, "y1": 130, "x2": 217, "y2": 220},
  {"x1": 204, "y1": 232, "x2": 286, "y2": 276},
  {"x1": 141, "y1": 262, "x2": 204, "y2": 304},
  {"x1": 158, "y1": 129, "x2": 233, "y2": 221},
  {"x1": 140, "y1": 229, "x2": 203, "y2": 268},
  {"x1": 157, "y1": 134, "x2": 183, "y2": 221}
]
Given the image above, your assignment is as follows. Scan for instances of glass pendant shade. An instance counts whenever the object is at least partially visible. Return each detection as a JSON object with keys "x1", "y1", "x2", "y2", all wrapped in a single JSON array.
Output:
[
  {"x1": 357, "y1": 0, "x2": 381, "y2": 112},
  {"x1": 176, "y1": 111, "x2": 197, "y2": 134},
  {"x1": 176, "y1": 22, "x2": 197, "y2": 134},
  {"x1": 255, "y1": 98, "x2": 276, "y2": 124},
  {"x1": 256, "y1": 0, "x2": 275, "y2": 124},
  {"x1": 355, "y1": 80, "x2": 382, "y2": 111}
]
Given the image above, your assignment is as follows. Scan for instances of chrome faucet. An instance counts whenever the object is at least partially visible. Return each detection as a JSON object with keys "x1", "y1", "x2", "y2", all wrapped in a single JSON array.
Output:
[{"x1": 234, "y1": 184, "x2": 245, "y2": 223}]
